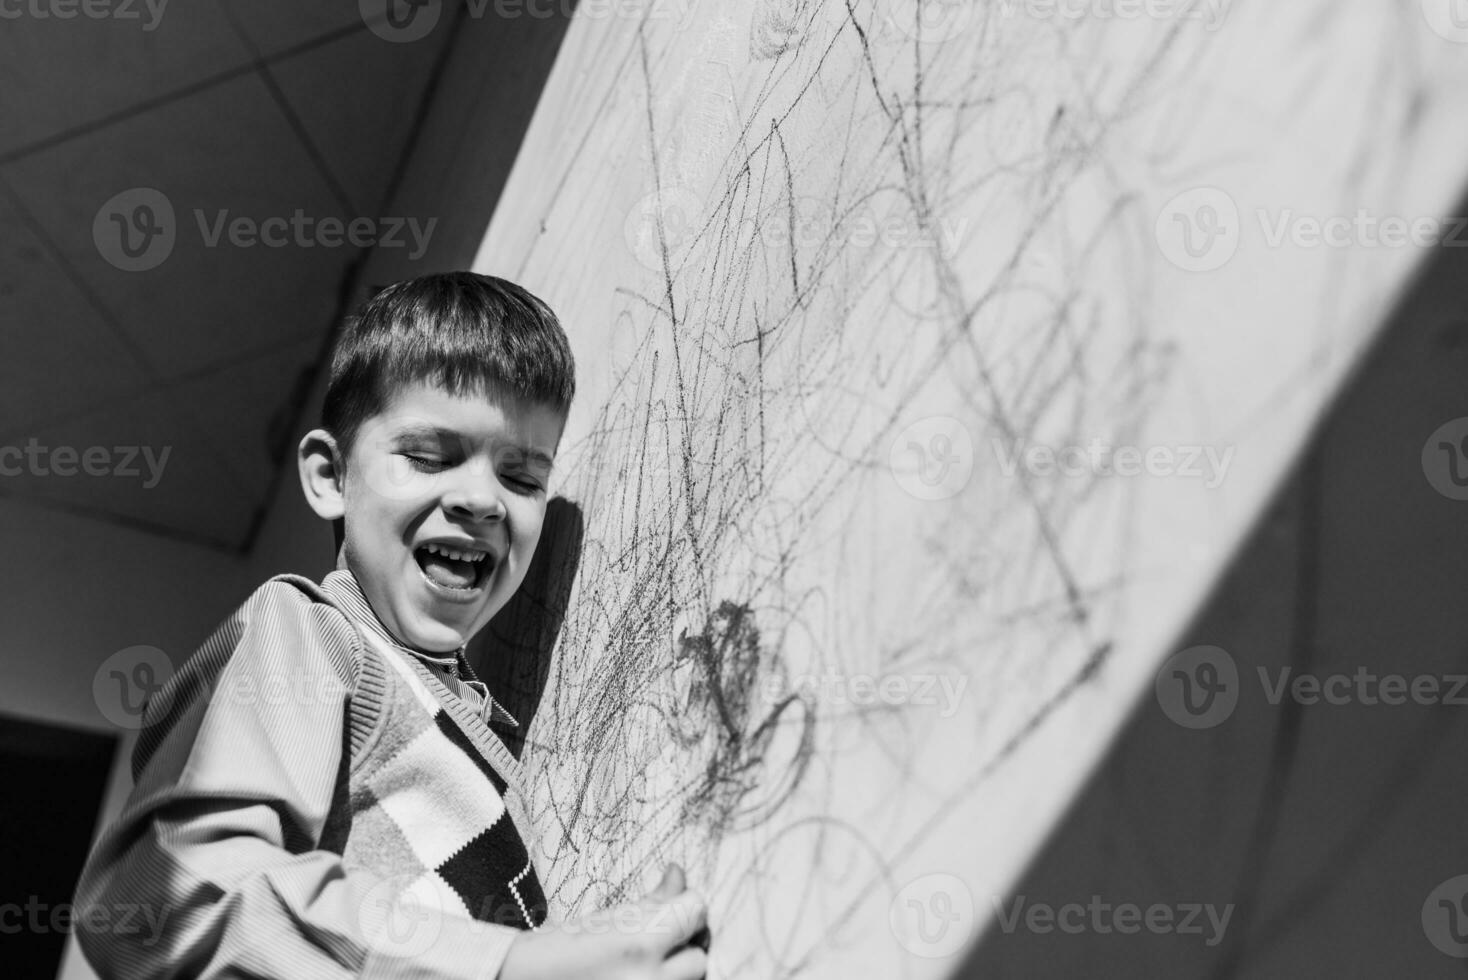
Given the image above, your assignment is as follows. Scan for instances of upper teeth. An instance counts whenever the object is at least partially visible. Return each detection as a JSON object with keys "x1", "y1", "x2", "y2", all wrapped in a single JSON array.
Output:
[{"x1": 425, "y1": 543, "x2": 488, "y2": 563}]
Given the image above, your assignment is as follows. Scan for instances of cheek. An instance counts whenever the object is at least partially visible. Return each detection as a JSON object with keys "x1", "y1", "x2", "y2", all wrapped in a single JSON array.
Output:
[{"x1": 511, "y1": 504, "x2": 547, "y2": 557}]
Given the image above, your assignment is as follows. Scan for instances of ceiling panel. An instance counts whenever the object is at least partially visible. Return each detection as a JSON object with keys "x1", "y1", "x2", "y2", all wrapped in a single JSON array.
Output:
[
  {"x1": 213, "y1": 0, "x2": 372, "y2": 60},
  {"x1": 2, "y1": 333, "x2": 325, "y2": 546},
  {"x1": 0, "y1": 193, "x2": 150, "y2": 433},
  {"x1": 2, "y1": 71, "x2": 357, "y2": 379},
  {"x1": 6, "y1": 382, "x2": 265, "y2": 548},
  {"x1": 270, "y1": 25, "x2": 453, "y2": 216},
  {"x1": 0, "y1": 0, "x2": 253, "y2": 158}
]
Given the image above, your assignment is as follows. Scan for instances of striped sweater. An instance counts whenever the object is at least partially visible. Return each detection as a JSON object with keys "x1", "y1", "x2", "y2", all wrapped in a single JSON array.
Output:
[{"x1": 75, "y1": 569, "x2": 547, "y2": 979}]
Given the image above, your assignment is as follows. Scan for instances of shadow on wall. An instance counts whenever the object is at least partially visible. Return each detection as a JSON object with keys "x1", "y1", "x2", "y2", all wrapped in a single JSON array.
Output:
[
  {"x1": 956, "y1": 193, "x2": 1468, "y2": 976},
  {"x1": 470, "y1": 496, "x2": 585, "y2": 760}
]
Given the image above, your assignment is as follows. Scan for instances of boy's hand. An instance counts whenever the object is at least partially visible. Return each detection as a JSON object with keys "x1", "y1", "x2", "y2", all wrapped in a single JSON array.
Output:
[{"x1": 499, "y1": 865, "x2": 709, "y2": 980}]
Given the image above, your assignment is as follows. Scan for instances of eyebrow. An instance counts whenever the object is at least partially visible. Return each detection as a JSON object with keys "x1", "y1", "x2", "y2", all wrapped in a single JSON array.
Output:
[
  {"x1": 522, "y1": 449, "x2": 556, "y2": 472},
  {"x1": 394, "y1": 424, "x2": 556, "y2": 472}
]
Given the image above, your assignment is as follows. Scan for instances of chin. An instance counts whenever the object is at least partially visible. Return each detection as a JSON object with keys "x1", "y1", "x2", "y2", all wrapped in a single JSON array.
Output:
[{"x1": 405, "y1": 617, "x2": 470, "y2": 653}]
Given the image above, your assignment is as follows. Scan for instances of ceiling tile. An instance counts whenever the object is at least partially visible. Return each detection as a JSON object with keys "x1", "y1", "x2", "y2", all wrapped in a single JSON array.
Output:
[
  {"x1": 0, "y1": 192, "x2": 150, "y2": 433},
  {"x1": 2, "y1": 337, "x2": 319, "y2": 548},
  {"x1": 269, "y1": 26, "x2": 452, "y2": 215},
  {"x1": 213, "y1": 0, "x2": 369, "y2": 60},
  {"x1": 2, "y1": 70, "x2": 355, "y2": 379},
  {"x1": 0, "y1": 0, "x2": 253, "y2": 158},
  {"x1": 4, "y1": 387, "x2": 263, "y2": 549}
]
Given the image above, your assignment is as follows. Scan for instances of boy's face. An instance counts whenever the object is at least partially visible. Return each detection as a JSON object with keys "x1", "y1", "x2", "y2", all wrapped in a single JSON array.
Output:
[{"x1": 338, "y1": 380, "x2": 566, "y2": 653}]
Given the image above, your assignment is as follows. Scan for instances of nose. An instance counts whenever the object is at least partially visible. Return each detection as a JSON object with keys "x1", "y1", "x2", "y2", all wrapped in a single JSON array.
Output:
[{"x1": 441, "y1": 469, "x2": 508, "y2": 523}]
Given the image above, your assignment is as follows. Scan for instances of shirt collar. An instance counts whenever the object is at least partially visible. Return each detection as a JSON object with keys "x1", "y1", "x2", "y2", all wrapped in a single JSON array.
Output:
[{"x1": 320, "y1": 568, "x2": 519, "y2": 729}]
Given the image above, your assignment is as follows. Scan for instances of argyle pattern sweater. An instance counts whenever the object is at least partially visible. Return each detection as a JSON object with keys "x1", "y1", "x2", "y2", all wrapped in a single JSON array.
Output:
[
  {"x1": 75, "y1": 570, "x2": 547, "y2": 979},
  {"x1": 328, "y1": 602, "x2": 549, "y2": 930}
]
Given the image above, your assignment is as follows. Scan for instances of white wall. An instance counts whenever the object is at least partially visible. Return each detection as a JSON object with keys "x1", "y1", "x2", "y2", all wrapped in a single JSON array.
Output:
[{"x1": 470, "y1": 2, "x2": 1468, "y2": 976}]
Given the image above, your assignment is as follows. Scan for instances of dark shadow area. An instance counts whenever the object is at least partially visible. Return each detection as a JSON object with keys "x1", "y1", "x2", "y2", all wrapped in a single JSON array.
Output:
[
  {"x1": 956, "y1": 191, "x2": 1468, "y2": 977},
  {"x1": 470, "y1": 495, "x2": 585, "y2": 759},
  {"x1": 0, "y1": 715, "x2": 116, "y2": 978}
]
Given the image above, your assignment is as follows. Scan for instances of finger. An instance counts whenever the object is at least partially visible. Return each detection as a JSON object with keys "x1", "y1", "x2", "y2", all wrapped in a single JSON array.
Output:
[
  {"x1": 661, "y1": 945, "x2": 708, "y2": 980},
  {"x1": 654, "y1": 889, "x2": 708, "y2": 952}
]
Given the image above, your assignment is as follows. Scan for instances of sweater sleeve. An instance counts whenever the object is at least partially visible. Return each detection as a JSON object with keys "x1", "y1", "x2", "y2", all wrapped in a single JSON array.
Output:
[{"x1": 72, "y1": 579, "x2": 523, "y2": 979}]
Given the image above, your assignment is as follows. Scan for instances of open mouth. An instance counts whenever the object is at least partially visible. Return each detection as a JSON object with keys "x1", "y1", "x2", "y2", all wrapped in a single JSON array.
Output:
[{"x1": 413, "y1": 542, "x2": 494, "y2": 592}]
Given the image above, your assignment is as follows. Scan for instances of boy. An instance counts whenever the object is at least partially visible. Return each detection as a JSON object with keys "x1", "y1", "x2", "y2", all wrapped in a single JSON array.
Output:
[{"x1": 74, "y1": 273, "x2": 708, "y2": 979}]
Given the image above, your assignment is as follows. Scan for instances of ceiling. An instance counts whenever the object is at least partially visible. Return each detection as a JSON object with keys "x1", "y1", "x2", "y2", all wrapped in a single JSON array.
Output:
[{"x1": 0, "y1": 1, "x2": 468, "y2": 550}]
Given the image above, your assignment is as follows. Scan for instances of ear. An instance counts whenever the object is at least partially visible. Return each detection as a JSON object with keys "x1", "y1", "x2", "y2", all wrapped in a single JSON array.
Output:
[{"x1": 298, "y1": 428, "x2": 346, "y2": 521}]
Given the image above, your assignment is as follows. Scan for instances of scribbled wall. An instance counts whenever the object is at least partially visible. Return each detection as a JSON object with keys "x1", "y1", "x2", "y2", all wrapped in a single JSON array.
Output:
[{"x1": 472, "y1": 1, "x2": 1468, "y2": 975}]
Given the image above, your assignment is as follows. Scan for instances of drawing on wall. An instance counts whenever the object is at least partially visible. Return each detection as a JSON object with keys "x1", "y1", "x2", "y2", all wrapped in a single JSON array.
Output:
[{"x1": 472, "y1": 1, "x2": 1468, "y2": 975}]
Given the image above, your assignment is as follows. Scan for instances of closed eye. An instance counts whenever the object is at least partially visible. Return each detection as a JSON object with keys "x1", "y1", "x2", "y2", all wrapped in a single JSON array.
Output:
[
  {"x1": 504, "y1": 474, "x2": 544, "y2": 493},
  {"x1": 401, "y1": 453, "x2": 450, "y2": 473}
]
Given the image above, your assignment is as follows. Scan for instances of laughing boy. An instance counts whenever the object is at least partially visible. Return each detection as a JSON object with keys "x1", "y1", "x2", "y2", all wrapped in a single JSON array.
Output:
[{"x1": 74, "y1": 272, "x2": 708, "y2": 980}]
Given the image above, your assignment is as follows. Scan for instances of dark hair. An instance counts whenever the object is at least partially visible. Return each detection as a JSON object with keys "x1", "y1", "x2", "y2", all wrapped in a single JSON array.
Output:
[{"x1": 322, "y1": 271, "x2": 576, "y2": 456}]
